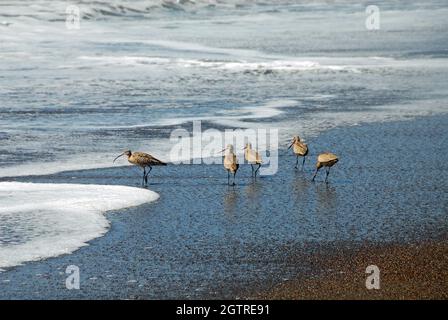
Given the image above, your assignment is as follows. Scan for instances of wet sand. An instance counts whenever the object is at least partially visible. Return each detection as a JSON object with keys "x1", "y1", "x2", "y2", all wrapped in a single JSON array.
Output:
[
  {"x1": 256, "y1": 241, "x2": 448, "y2": 299},
  {"x1": 0, "y1": 114, "x2": 447, "y2": 299}
]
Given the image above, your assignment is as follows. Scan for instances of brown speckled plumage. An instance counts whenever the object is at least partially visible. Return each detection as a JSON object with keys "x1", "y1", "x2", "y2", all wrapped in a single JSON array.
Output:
[
  {"x1": 113, "y1": 150, "x2": 166, "y2": 186},
  {"x1": 288, "y1": 136, "x2": 309, "y2": 169},
  {"x1": 312, "y1": 152, "x2": 339, "y2": 183},
  {"x1": 127, "y1": 151, "x2": 166, "y2": 167},
  {"x1": 244, "y1": 143, "x2": 262, "y2": 178},
  {"x1": 222, "y1": 144, "x2": 239, "y2": 185}
]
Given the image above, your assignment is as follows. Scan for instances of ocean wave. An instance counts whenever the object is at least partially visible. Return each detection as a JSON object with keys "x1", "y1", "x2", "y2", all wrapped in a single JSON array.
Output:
[
  {"x1": 76, "y1": 55, "x2": 355, "y2": 73},
  {"x1": 0, "y1": 182, "x2": 159, "y2": 269},
  {"x1": 0, "y1": 100, "x2": 296, "y2": 177},
  {"x1": 74, "y1": 53, "x2": 447, "y2": 74},
  {"x1": 0, "y1": 0, "x2": 298, "y2": 23},
  {"x1": 1, "y1": 99, "x2": 446, "y2": 180}
]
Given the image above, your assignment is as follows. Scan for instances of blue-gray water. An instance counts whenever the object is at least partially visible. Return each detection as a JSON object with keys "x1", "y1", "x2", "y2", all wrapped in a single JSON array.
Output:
[
  {"x1": 1, "y1": 0, "x2": 447, "y2": 176},
  {"x1": 0, "y1": 115, "x2": 447, "y2": 299},
  {"x1": 0, "y1": 0, "x2": 448, "y2": 297}
]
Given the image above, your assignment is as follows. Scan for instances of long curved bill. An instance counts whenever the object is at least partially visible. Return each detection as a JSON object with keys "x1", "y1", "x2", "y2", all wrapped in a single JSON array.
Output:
[
  {"x1": 113, "y1": 153, "x2": 125, "y2": 163},
  {"x1": 216, "y1": 148, "x2": 227, "y2": 155},
  {"x1": 287, "y1": 142, "x2": 294, "y2": 150}
]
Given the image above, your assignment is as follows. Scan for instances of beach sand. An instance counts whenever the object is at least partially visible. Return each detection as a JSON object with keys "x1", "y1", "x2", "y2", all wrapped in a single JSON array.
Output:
[
  {"x1": 0, "y1": 114, "x2": 447, "y2": 299},
  {"x1": 256, "y1": 241, "x2": 448, "y2": 299}
]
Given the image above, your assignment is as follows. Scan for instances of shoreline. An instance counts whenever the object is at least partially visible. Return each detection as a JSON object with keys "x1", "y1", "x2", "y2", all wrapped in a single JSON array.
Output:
[
  {"x1": 0, "y1": 114, "x2": 447, "y2": 299},
  {"x1": 1, "y1": 107, "x2": 447, "y2": 181}
]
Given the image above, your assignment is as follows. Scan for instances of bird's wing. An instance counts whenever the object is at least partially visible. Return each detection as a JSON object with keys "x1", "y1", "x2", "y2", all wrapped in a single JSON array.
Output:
[
  {"x1": 232, "y1": 155, "x2": 239, "y2": 171},
  {"x1": 294, "y1": 142, "x2": 308, "y2": 155},
  {"x1": 255, "y1": 151, "x2": 262, "y2": 164},
  {"x1": 246, "y1": 150, "x2": 262, "y2": 164},
  {"x1": 150, "y1": 156, "x2": 167, "y2": 166},
  {"x1": 318, "y1": 152, "x2": 338, "y2": 163},
  {"x1": 224, "y1": 154, "x2": 238, "y2": 171},
  {"x1": 133, "y1": 152, "x2": 167, "y2": 166},
  {"x1": 224, "y1": 154, "x2": 233, "y2": 168},
  {"x1": 301, "y1": 143, "x2": 309, "y2": 155}
]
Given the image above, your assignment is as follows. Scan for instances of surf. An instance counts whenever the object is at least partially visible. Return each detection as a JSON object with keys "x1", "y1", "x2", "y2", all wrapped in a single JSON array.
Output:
[{"x1": 0, "y1": 182, "x2": 159, "y2": 269}]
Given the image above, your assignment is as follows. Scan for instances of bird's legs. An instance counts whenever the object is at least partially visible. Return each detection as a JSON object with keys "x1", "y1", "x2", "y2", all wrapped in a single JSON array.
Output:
[
  {"x1": 142, "y1": 167, "x2": 146, "y2": 186},
  {"x1": 232, "y1": 172, "x2": 237, "y2": 186},
  {"x1": 227, "y1": 170, "x2": 230, "y2": 185},
  {"x1": 144, "y1": 166, "x2": 152, "y2": 185},
  {"x1": 250, "y1": 164, "x2": 254, "y2": 177},
  {"x1": 325, "y1": 167, "x2": 330, "y2": 183},
  {"x1": 312, "y1": 167, "x2": 320, "y2": 181},
  {"x1": 254, "y1": 164, "x2": 261, "y2": 179},
  {"x1": 295, "y1": 155, "x2": 299, "y2": 169},
  {"x1": 301, "y1": 156, "x2": 306, "y2": 170}
]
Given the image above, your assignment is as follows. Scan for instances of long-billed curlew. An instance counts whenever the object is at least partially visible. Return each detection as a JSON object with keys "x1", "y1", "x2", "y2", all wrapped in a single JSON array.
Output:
[
  {"x1": 113, "y1": 150, "x2": 166, "y2": 186},
  {"x1": 220, "y1": 144, "x2": 239, "y2": 186},
  {"x1": 312, "y1": 152, "x2": 339, "y2": 183},
  {"x1": 288, "y1": 136, "x2": 309, "y2": 169},
  {"x1": 243, "y1": 143, "x2": 262, "y2": 178}
]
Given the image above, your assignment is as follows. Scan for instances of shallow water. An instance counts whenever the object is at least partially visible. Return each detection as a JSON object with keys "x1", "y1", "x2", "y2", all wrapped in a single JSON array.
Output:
[
  {"x1": 0, "y1": 182, "x2": 158, "y2": 268},
  {"x1": 1, "y1": 0, "x2": 448, "y2": 176},
  {"x1": 1, "y1": 0, "x2": 448, "y2": 294},
  {"x1": 0, "y1": 115, "x2": 446, "y2": 298}
]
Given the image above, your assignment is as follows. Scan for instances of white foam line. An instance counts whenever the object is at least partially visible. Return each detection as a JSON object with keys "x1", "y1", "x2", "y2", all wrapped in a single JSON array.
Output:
[
  {"x1": 138, "y1": 39, "x2": 269, "y2": 59},
  {"x1": 0, "y1": 100, "x2": 447, "y2": 178},
  {"x1": 0, "y1": 182, "x2": 159, "y2": 269},
  {"x1": 74, "y1": 54, "x2": 448, "y2": 75},
  {"x1": 98, "y1": 99, "x2": 297, "y2": 129},
  {"x1": 76, "y1": 55, "x2": 354, "y2": 72}
]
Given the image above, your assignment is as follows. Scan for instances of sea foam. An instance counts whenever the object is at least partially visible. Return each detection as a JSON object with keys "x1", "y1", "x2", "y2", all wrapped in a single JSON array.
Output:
[{"x1": 0, "y1": 182, "x2": 159, "y2": 269}]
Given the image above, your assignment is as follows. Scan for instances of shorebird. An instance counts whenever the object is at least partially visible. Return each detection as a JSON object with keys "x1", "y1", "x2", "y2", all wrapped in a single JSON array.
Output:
[
  {"x1": 113, "y1": 150, "x2": 166, "y2": 186},
  {"x1": 220, "y1": 144, "x2": 239, "y2": 186},
  {"x1": 312, "y1": 152, "x2": 339, "y2": 183},
  {"x1": 243, "y1": 143, "x2": 262, "y2": 178},
  {"x1": 288, "y1": 136, "x2": 309, "y2": 169}
]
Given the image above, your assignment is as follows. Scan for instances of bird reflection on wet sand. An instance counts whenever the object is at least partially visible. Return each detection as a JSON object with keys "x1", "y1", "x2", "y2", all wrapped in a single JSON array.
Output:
[
  {"x1": 224, "y1": 188, "x2": 239, "y2": 219},
  {"x1": 316, "y1": 184, "x2": 337, "y2": 216}
]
